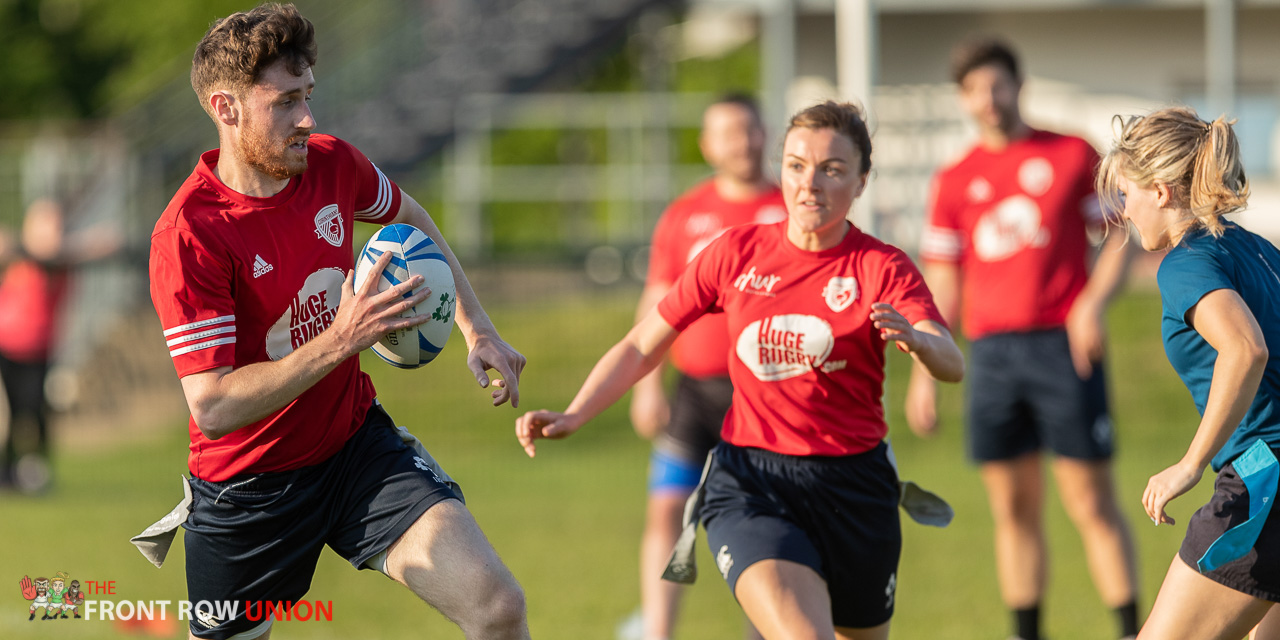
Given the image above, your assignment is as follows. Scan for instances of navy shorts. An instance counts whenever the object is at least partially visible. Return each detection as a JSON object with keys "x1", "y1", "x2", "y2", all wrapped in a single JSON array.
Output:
[
  {"x1": 650, "y1": 374, "x2": 732, "y2": 493},
  {"x1": 1179, "y1": 451, "x2": 1280, "y2": 601},
  {"x1": 967, "y1": 329, "x2": 1113, "y2": 462},
  {"x1": 699, "y1": 441, "x2": 901, "y2": 629},
  {"x1": 182, "y1": 403, "x2": 460, "y2": 639}
]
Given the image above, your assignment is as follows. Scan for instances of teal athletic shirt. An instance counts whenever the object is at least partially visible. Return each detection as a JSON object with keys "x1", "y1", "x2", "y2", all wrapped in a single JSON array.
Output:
[{"x1": 1157, "y1": 223, "x2": 1280, "y2": 472}]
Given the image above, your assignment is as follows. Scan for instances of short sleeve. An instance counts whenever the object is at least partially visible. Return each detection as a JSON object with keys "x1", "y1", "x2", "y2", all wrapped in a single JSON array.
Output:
[
  {"x1": 920, "y1": 174, "x2": 963, "y2": 263},
  {"x1": 1158, "y1": 245, "x2": 1235, "y2": 322},
  {"x1": 877, "y1": 248, "x2": 948, "y2": 329},
  {"x1": 336, "y1": 138, "x2": 402, "y2": 225},
  {"x1": 149, "y1": 228, "x2": 238, "y2": 377},
  {"x1": 657, "y1": 232, "x2": 732, "y2": 331},
  {"x1": 646, "y1": 206, "x2": 684, "y2": 287}
]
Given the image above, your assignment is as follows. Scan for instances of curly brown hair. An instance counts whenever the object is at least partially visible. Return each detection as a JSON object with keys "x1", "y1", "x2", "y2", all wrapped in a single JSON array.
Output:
[{"x1": 190, "y1": 3, "x2": 317, "y2": 118}]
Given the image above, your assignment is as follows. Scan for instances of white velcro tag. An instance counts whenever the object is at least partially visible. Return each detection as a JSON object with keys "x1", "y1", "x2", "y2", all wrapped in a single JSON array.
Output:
[
  {"x1": 899, "y1": 480, "x2": 954, "y2": 528},
  {"x1": 130, "y1": 476, "x2": 193, "y2": 568},
  {"x1": 661, "y1": 452, "x2": 715, "y2": 584},
  {"x1": 886, "y1": 438, "x2": 954, "y2": 528}
]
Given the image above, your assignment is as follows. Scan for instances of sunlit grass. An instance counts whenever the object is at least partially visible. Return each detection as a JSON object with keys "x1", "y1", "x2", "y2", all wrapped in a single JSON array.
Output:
[{"x1": 0, "y1": 288, "x2": 1199, "y2": 639}]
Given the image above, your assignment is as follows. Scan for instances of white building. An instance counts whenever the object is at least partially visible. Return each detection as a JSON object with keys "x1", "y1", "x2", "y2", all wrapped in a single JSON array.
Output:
[{"x1": 690, "y1": 0, "x2": 1280, "y2": 243}]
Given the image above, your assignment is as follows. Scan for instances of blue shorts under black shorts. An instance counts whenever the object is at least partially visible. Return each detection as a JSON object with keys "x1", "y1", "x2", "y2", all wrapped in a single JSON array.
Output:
[
  {"x1": 649, "y1": 374, "x2": 733, "y2": 494},
  {"x1": 967, "y1": 329, "x2": 1113, "y2": 462},
  {"x1": 182, "y1": 402, "x2": 460, "y2": 639},
  {"x1": 699, "y1": 441, "x2": 901, "y2": 629}
]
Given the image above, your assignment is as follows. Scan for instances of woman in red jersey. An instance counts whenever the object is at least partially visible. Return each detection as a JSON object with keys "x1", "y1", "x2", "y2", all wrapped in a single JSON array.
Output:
[{"x1": 517, "y1": 101, "x2": 964, "y2": 639}]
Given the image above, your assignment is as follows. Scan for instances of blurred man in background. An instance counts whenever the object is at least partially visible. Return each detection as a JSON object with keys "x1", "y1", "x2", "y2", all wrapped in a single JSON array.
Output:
[
  {"x1": 0, "y1": 198, "x2": 121, "y2": 494},
  {"x1": 908, "y1": 38, "x2": 1139, "y2": 640},
  {"x1": 620, "y1": 94, "x2": 783, "y2": 640}
]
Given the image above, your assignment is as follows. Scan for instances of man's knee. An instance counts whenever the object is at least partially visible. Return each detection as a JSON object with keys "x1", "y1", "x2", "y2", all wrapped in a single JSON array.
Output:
[
  {"x1": 1063, "y1": 491, "x2": 1124, "y2": 531},
  {"x1": 466, "y1": 575, "x2": 526, "y2": 634},
  {"x1": 1055, "y1": 460, "x2": 1124, "y2": 526},
  {"x1": 645, "y1": 494, "x2": 688, "y2": 533},
  {"x1": 489, "y1": 580, "x2": 527, "y2": 625},
  {"x1": 983, "y1": 457, "x2": 1045, "y2": 524}
]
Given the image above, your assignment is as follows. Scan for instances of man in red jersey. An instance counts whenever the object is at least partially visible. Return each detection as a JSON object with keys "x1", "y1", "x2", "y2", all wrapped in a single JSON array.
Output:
[
  {"x1": 146, "y1": 5, "x2": 527, "y2": 639},
  {"x1": 623, "y1": 94, "x2": 782, "y2": 640},
  {"x1": 908, "y1": 38, "x2": 1139, "y2": 640}
]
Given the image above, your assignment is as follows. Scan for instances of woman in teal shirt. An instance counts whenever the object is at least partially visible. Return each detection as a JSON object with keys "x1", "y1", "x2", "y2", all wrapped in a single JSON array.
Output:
[{"x1": 1098, "y1": 105, "x2": 1280, "y2": 639}]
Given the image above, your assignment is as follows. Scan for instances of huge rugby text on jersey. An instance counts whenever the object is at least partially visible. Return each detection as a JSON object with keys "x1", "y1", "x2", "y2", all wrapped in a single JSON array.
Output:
[
  {"x1": 264, "y1": 268, "x2": 344, "y2": 360},
  {"x1": 736, "y1": 314, "x2": 836, "y2": 381}
]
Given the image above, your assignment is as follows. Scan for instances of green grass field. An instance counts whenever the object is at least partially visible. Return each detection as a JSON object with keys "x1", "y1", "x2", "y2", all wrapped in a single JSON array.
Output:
[{"x1": 0, "y1": 286, "x2": 1212, "y2": 639}]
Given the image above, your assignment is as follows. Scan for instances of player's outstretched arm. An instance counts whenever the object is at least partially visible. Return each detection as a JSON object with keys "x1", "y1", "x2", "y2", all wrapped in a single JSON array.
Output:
[
  {"x1": 516, "y1": 309, "x2": 679, "y2": 457},
  {"x1": 390, "y1": 191, "x2": 526, "y2": 407},
  {"x1": 181, "y1": 251, "x2": 431, "y2": 439},
  {"x1": 870, "y1": 302, "x2": 964, "y2": 384},
  {"x1": 1144, "y1": 288, "x2": 1268, "y2": 525}
]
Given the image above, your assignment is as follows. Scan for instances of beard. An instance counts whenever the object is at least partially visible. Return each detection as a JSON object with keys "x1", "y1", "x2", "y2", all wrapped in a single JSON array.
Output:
[
  {"x1": 717, "y1": 153, "x2": 762, "y2": 184},
  {"x1": 992, "y1": 103, "x2": 1021, "y2": 135},
  {"x1": 239, "y1": 116, "x2": 309, "y2": 181}
]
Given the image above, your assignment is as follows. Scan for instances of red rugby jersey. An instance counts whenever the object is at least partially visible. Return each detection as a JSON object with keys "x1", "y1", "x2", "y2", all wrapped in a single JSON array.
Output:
[
  {"x1": 149, "y1": 135, "x2": 401, "y2": 481},
  {"x1": 647, "y1": 180, "x2": 786, "y2": 378},
  {"x1": 920, "y1": 130, "x2": 1104, "y2": 340},
  {"x1": 0, "y1": 260, "x2": 68, "y2": 362},
  {"x1": 658, "y1": 222, "x2": 945, "y2": 456}
]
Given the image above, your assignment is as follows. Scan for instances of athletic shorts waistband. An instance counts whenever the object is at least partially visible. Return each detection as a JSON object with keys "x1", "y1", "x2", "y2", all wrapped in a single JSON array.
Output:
[
  {"x1": 720, "y1": 440, "x2": 888, "y2": 467},
  {"x1": 191, "y1": 403, "x2": 391, "y2": 491}
]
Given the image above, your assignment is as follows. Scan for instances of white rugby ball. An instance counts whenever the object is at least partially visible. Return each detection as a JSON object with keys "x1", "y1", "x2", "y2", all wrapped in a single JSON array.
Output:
[{"x1": 354, "y1": 224, "x2": 456, "y2": 368}]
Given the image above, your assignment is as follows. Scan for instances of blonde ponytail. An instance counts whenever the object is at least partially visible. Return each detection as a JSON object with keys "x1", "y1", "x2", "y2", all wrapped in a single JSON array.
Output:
[
  {"x1": 1188, "y1": 116, "x2": 1249, "y2": 236},
  {"x1": 1097, "y1": 106, "x2": 1250, "y2": 244}
]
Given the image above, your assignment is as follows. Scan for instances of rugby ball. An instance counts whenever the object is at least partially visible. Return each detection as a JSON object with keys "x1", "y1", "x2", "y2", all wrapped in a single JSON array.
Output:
[{"x1": 354, "y1": 224, "x2": 456, "y2": 368}]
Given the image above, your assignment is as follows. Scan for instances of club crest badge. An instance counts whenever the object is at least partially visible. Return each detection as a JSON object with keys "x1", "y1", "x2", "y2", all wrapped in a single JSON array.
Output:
[
  {"x1": 314, "y1": 205, "x2": 343, "y2": 247},
  {"x1": 823, "y1": 277, "x2": 858, "y2": 312}
]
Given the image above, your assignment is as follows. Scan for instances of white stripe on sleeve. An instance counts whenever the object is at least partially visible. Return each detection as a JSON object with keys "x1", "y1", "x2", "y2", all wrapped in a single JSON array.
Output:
[
  {"x1": 163, "y1": 315, "x2": 235, "y2": 337},
  {"x1": 166, "y1": 325, "x2": 235, "y2": 348},
  {"x1": 920, "y1": 225, "x2": 963, "y2": 260},
  {"x1": 169, "y1": 336, "x2": 236, "y2": 358},
  {"x1": 355, "y1": 165, "x2": 392, "y2": 219}
]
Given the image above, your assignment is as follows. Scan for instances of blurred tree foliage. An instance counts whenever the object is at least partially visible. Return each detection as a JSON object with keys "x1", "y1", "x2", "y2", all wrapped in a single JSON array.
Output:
[{"x1": 0, "y1": 0, "x2": 247, "y2": 119}]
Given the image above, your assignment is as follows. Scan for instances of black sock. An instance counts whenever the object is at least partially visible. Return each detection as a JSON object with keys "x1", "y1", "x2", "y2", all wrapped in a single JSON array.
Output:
[
  {"x1": 1014, "y1": 605, "x2": 1041, "y2": 640},
  {"x1": 1116, "y1": 600, "x2": 1140, "y2": 637}
]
